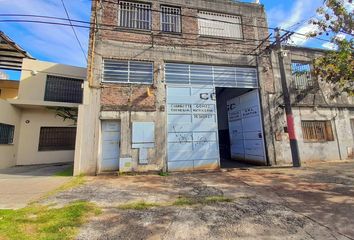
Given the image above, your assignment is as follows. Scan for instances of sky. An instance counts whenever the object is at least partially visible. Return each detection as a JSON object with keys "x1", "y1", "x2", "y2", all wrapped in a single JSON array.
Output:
[{"x1": 0, "y1": 0, "x2": 351, "y2": 79}]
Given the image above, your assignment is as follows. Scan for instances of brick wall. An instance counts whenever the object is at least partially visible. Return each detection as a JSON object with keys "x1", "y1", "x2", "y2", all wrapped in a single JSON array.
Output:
[
  {"x1": 101, "y1": 84, "x2": 156, "y2": 111},
  {"x1": 98, "y1": 0, "x2": 268, "y2": 54}
]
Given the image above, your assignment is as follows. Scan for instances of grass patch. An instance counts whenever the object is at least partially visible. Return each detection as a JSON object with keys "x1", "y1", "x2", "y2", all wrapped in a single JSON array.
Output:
[
  {"x1": 118, "y1": 196, "x2": 234, "y2": 211},
  {"x1": 54, "y1": 166, "x2": 73, "y2": 177},
  {"x1": 40, "y1": 175, "x2": 86, "y2": 201},
  {"x1": 117, "y1": 201, "x2": 161, "y2": 210},
  {"x1": 173, "y1": 196, "x2": 232, "y2": 206},
  {"x1": 203, "y1": 196, "x2": 233, "y2": 204},
  {"x1": 158, "y1": 171, "x2": 169, "y2": 177},
  {"x1": 172, "y1": 197, "x2": 194, "y2": 206},
  {"x1": 0, "y1": 201, "x2": 100, "y2": 240}
]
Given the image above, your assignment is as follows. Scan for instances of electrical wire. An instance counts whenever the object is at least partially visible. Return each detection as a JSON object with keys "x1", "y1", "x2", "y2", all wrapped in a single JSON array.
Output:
[
  {"x1": 60, "y1": 0, "x2": 88, "y2": 62},
  {"x1": 0, "y1": 14, "x2": 267, "y2": 43},
  {"x1": 0, "y1": 19, "x2": 267, "y2": 49},
  {"x1": 100, "y1": 0, "x2": 274, "y2": 31}
]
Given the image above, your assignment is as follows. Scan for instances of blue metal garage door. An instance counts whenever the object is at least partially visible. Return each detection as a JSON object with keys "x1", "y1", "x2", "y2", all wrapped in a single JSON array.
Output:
[{"x1": 165, "y1": 63, "x2": 259, "y2": 171}]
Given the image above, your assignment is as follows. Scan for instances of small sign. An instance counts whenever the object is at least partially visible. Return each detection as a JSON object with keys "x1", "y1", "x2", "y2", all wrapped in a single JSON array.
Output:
[
  {"x1": 193, "y1": 104, "x2": 214, "y2": 113},
  {"x1": 169, "y1": 104, "x2": 192, "y2": 113},
  {"x1": 242, "y1": 106, "x2": 259, "y2": 118}
]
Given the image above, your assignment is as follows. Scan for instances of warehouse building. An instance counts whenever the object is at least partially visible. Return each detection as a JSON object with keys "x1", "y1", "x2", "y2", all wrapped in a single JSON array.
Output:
[{"x1": 74, "y1": 0, "x2": 276, "y2": 175}]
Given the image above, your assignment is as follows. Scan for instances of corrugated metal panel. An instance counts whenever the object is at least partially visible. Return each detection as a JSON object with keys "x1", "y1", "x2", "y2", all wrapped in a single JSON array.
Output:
[
  {"x1": 103, "y1": 60, "x2": 153, "y2": 84},
  {"x1": 227, "y1": 90, "x2": 266, "y2": 165},
  {"x1": 167, "y1": 86, "x2": 220, "y2": 171},
  {"x1": 165, "y1": 63, "x2": 258, "y2": 88}
]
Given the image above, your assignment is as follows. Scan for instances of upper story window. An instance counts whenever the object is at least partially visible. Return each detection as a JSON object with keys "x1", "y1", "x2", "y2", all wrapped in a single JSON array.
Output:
[
  {"x1": 161, "y1": 6, "x2": 181, "y2": 33},
  {"x1": 0, "y1": 123, "x2": 14, "y2": 144},
  {"x1": 198, "y1": 11, "x2": 242, "y2": 39},
  {"x1": 103, "y1": 60, "x2": 153, "y2": 84},
  {"x1": 118, "y1": 1, "x2": 151, "y2": 30},
  {"x1": 291, "y1": 62, "x2": 314, "y2": 90},
  {"x1": 44, "y1": 75, "x2": 83, "y2": 104}
]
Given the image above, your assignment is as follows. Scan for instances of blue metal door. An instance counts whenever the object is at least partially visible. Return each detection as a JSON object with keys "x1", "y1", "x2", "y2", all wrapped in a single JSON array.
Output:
[{"x1": 167, "y1": 86, "x2": 220, "y2": 171}]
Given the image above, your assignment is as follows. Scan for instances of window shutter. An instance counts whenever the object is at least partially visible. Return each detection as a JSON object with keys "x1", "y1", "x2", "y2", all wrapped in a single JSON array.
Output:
[{"x1": 325, "y1": 121, "x2": 334, "y2": 141}]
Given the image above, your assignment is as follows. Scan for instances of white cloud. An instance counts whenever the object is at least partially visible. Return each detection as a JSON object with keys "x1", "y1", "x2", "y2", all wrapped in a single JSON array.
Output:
[
  {"x1": 0, "y1": 0, "x2": 91, "y2": 67},
  {"x1": 268, "y1": 0, "x2": 324, "y2": 46}
]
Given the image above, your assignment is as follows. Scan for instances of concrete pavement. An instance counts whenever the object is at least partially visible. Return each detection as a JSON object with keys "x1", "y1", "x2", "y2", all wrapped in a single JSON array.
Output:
[
  {"x1": 43, "y1": 161, "x2": 354, "y2": 240},
  {"x1": 0, "y1": 164, "x2": 72, "y2": 209}
]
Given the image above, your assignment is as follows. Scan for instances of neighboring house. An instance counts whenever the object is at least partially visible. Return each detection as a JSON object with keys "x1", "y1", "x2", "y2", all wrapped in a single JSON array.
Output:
[
  {"x1": 75, "y1": 0, "x2": 275, "y2": 175},
  {"x1": 0, "y1": 80, "x2": 19, "y2": 99},
  {"x1": 0, "y1": 58, "x2": 86, "y2": 168},
  {"x1": 270, "y1": 46, "x2": 354, "y2": 164}
]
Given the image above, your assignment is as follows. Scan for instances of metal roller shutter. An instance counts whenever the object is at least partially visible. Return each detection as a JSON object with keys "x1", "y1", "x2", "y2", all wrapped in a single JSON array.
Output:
[{"x1": 165, "y1": 63, "x2": 258, "y2": 88}]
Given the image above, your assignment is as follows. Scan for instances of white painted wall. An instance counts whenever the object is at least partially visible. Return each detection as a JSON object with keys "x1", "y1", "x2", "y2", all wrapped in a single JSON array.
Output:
[{"x1": 16, "y1": 108, "x2": 76, "y2": 165}]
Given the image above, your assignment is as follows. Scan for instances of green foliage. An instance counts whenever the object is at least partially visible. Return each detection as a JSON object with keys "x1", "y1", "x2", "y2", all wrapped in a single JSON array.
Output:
[
  {"x1": 310, "y1": 0, "x2": 353, "y2": 37},
  {"x1": 313, "y1": 39, "x2": 354, "y2": 96},
  {"x1": 309, "y1": 0, "x2": 353, "y2": 95},
  {"x1": 0, "y1": 201, "x2": 100, "y2": 240},
  {"x1": 47, "y1": 107, "x2": 78, "y2": 123}
]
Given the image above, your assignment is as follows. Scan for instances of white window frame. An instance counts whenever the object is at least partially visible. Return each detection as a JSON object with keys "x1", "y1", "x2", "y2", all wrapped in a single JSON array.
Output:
[
  {"x1": 118, "y1": 1, "x2": 152, "y2": 30},
  {"x1": 103, "y1": 60, "x2": 154, "y2": 84},
  {"x1": 198, "y1": 11, "x2": 243, "y2": 39},
  {"x1": 160, "y1": 5, "x2": 181, "y2": 33}
]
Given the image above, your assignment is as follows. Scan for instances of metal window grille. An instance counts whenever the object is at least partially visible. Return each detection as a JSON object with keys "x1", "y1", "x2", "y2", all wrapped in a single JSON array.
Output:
[
  {"x1": 301, "y1": 121, "x2": 334, "y2": 142},
  {"x1": 118, "y1": 1, "x2": 151, "y2": 30},
  {"x1": 0, "y1": 123, "x2": 14, "y2": 144},
  {"x1": 44, "y1": 75, "x2": 83, "y2": 103},
  {"x1": 38, "y1": 127, "x2": 76, "y2": 151},
  {"x1": 291, "y1": 62, "x2": 313, "y2": 90},
  {"x1": 103, "y1": 60, "x2": 153, "y2": 84},
  {"x1": 161, "y1": 6, "x2": 181, "y2": 33},
  {"x1": 165, "y1": 63, "x2": 258, "y2": 88},
  {"x1": 198, "y1": 11, "x2": 242, "y2": 39}
]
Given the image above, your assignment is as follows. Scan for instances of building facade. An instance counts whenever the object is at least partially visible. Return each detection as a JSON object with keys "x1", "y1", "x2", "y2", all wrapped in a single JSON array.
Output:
[
  {"x1": 270, "y1": 46, "x2": 354, "y2": 164},
  {"x1": 75, "y1": 0, "x2": 276, "y2": 175},
  {"x1": 0, "y1": 59, "x2": 86, "y2": 169}
]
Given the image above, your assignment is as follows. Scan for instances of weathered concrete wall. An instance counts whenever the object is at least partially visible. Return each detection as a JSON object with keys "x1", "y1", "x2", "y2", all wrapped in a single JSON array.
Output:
[
  {"x1": 271, "y1": 47, "x2": 354, "y2": 164},
  {"x1": 0, "y1": 99, "x2": 21, "y2": 169}
]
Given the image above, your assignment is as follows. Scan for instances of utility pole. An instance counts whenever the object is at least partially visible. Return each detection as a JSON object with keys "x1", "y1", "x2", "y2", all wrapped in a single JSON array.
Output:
[{"x1": 275, "y1": 28, "x2": 301, "y2": 167}]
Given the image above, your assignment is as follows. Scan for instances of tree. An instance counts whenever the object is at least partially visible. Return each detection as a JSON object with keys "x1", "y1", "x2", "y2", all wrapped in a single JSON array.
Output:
[
  {"x1": 309, "y1": 0, "x2": 353, "y2": 95},
  {"x1": 48, "y1": 107, "x2": 78, "y2": 123}
]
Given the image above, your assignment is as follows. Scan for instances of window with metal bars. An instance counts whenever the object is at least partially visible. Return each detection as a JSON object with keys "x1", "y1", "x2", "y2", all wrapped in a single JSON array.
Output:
[
  {"x1": 291, "y1": 62, "x2": 314, "y2": 90},
  {"x1": 301, "y1": 121, "x2": 334, "y2": 142},
  {"x1": 44, "y1": 75, "x2": 83, "y2": 103},
  {"x1": 161, "y1": 6, "x2": 181, "y2": 33},
  {"x1": 103, "y1": 60, "x2": 153, "y2": 84},
  {"x1": 38, "y1": 127, "x2": 76, "y2": 151},
  {"x1": 198, "y1": 11, "x2": 242, "y2": 39},
  {"x1": 118, "y1": 1, "x2": 151, "y2": 30},
  {"x1": 0, "y1": 123, "x2": 14, "y2": 144}
]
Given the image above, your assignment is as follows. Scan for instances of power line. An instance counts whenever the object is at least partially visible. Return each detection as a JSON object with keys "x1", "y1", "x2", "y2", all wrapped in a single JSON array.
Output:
[
  {"x1": 100, "y1": 0, "x2": 275, "y2": 31},
  {"x1": 0, "y1": 19, "x2": 267, "y2": 49},
  {"x1": 0, "y1": 14, "x2": 267, "y2": 43},
  {"x1": 60, "y1": 0, "x2": 88, "y2": 62}
]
